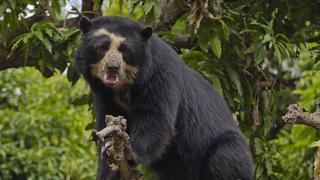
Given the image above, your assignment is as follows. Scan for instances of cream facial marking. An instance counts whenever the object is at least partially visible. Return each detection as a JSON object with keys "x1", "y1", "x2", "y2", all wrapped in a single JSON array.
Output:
[
  {"x1": 90, "y1": 28, "x2": 138, "y2": 90},
  {"x1": 93, "y1": 28, "x2": 125, "y2": 49}
]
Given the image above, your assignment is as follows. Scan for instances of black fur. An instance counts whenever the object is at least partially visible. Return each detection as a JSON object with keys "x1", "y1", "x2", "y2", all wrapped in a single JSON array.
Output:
[{"x1": 75, "y1": 16, "x2": 253, "y2": 180}]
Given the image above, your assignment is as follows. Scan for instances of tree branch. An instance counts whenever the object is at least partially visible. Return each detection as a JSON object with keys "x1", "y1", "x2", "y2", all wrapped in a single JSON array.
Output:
[
  {"x1": 283, "y1": 104, "x2": 320, "y2": 180},
  {"x1": 172, "y1": 34, "x2": 193, "y2": 49},
  {"x1": 282, "y1": 104, "x2": 320, "y2": 131},
  {"x1": 0, "y1": 45, "x2": 36, "y2": 70},
  {"x1": 92, "y1": 115, "x2": 142, "y2": 180}
]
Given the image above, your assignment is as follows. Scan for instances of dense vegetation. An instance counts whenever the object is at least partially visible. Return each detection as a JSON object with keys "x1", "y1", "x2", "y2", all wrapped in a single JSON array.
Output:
[
  {"x1": 0, "y1": 68, "x2": 96, "y2": 179},
  {"x1": 1, "y1": 0, "x2": 320, "y2": 179}
]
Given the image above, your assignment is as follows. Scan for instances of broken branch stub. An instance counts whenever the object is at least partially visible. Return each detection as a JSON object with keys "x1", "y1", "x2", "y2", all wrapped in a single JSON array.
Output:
[
  {"x1": 282, "y1": 104, "x2": 320, "y2": 131},
  {"x1": 283, "y1": 104, "x2": 320, "y2": 179},
  {"x1": 92, "y1": 115, "x2": 143, "y2": 180}
]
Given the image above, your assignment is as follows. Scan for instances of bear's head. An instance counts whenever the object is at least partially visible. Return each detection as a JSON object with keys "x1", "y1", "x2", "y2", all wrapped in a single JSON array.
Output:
[{"x1": 75, "y1": 16, "x2": 153, "y2": 91}]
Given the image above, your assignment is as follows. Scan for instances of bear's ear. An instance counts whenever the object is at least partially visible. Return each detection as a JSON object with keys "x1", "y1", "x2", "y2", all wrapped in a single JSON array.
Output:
[
  {"x1": 140, "y1": 27, "x2": 153, "y2": 40},
  {"x1": 79, "y1": 17, "x2": 91, "y2": 33}
]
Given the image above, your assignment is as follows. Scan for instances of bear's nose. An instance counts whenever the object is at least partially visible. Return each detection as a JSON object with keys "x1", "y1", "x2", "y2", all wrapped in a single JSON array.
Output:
[{"x1": 106, "y1": 61, "x2": 120, "y2": 73}]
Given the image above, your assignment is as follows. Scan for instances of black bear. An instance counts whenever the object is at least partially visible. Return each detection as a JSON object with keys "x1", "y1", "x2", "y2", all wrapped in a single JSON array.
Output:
[{"x1": 75, "y1": 16, "x2": 253, "y2": 180}]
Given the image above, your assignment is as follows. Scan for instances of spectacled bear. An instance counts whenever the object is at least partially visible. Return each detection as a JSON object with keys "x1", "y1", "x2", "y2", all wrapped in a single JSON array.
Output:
[{"x1": 75, "y1": 16, "x2": 253, "y2": 180}]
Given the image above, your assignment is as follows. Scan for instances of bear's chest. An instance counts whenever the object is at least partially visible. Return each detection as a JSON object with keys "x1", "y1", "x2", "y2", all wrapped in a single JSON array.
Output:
[{"x1": 113, "y1": 90, "x2": 131, "y2": 112}]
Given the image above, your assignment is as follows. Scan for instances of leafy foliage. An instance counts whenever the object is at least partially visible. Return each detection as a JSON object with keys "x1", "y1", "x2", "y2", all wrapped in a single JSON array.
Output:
[
  {"x1": 10, "y1": 22, "x2": 81, "y2": 81},
  {"x1": 0, "y1": 68, "x2": 95, "y2": 180}
]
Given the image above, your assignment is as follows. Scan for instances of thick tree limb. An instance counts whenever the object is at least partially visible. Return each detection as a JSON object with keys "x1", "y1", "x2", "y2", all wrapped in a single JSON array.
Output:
[
  {"x1": 282, "y1": 104, "x2": 320, "y2": 131},
  {"x1": 172, "y1": 34, "x2": 193, "y2": 49},
  {"x1": 283, "y1": 104, "x2": 320, "y2": 179},
  {"x1": 92, "y1": 115, "x2": 142, "y2": 180},
  {"x1": 0, "y1": 44, "x2": 37, "y2": 70}
]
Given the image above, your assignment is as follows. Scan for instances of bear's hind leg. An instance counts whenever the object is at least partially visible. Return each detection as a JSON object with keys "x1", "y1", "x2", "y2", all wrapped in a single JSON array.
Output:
[{"x1": 202, "y1": 134, "x2": 253, "y2": 180}]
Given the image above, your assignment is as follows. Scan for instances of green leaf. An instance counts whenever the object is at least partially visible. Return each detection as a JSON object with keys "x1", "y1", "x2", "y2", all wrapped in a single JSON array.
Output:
[
  {"x1": 239, "y1": 29, "x2": 257, "y2": 35},
  {"x1": 31, "y1": 22, "x2": 56, "y2": 32},
  {"x1": 38, "y1": 59, "x2": 47, "y2": 71},
  {"x1": 226, "y1": 68, "x2": 242, "y2": 97},
  {"x1": 42, "y1": 57, "x2": 55, "y2": 71},
  {"x1": 254, "y1": 138, "x2": 263, "y2": 155},
  {"x1": 42, "y1": 37, "x2": 53, "y2": 54},
  {"x1": 45, "y1": 28, "x2": 54, "y2": 38},
  {"x1": 120, "y1": 0, "x2": 125, "y2": 13},
  {"x1": 211, "y1": 75, "x2": 223, "y2": 97},
  {"x1": 210, "y1": 34, "x2": 222, "y2": 58},
  {"x1": 71, "y1": 94, "x2": 90, "y2": 106},
  {"x1": 274, "y1": 46, "x2": 282, "y2": 61},
  {"x1": 262, "y1": 33, "x2": 272, "y2": 44},
  {"x1": 143, "y1": 0, "x2": 153, "y2": 15},
  {"x1": 171, "y1": 12, "x2": 188, "y2": 34},
  {"x1": 33, "y1": 31, "x2": 44, "y2": 42},
  {"x1": 310, "y1": 140, "x2": 320, "y2": 147},
  {"x1": 245, "y1": 41, "x2": 260, "y2": 54},
  {"x1": 158, "y1": 32, "x2": 176, "y2": 42},
  {"x1": 233, "y1": 4, "x2": 249, "y2": 12},
  {"x1": 51, "y1": 0, "x2": 61, "y2": 14},
  {"x1": 67, "y1": 65, "x2": 80, "y2": 85},
  {"x1": 219, "y1": 20, "x2": 230, "y2": 40},
  {"x1": 0, "y1": 3, "x2": 7, "y2": 16},
  {"x1": 85, "y1": 122, "x2": 94, "y2": 130},
  {"x1": 266, "y1": 159, "x2": 273, "y2": 175},
  {"x1": 62, "y1": 28, "x2": 80, "y2": 39},
  {"x1": 153, "y1": 0, "x2": 161, "y2": 24},
  {"x1": 255, "y1": 46, "x2": 267, "y2": 65},
  {"x1": 198, "y1": 40, "x2": 208, "y2": 53},
  {"x1": 9, "y1": 39, "x2": 21, "y2": 52},
  {"x1": 255, "y1": 165, "x2": 264, "y2": 179},
  {"x1": 8, "y1": 0, "x2": 16, "y2": 9},
  {"x1": 144, "y1": 7, "x2": 154, "y2": 25},
  {"x1": 8, "y1": 34, "x2": 27, "y2": 56},
  {"x1": 93, "y1": 0, "x2": 101, "y2": 12},
  {"x1": 22, "y1": 33, "x2": 33, "y2": 44}
]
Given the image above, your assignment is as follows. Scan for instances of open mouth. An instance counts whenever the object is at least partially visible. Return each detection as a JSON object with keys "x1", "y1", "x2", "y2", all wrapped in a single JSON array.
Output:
[{"x1": 103, "y1": 73, "x2": 119, "y2": 86}]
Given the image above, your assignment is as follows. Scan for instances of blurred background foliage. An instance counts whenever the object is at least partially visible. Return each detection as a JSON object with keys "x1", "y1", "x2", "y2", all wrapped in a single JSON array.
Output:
[
  {"x1": 1, "y1": 0, "x2": 320, "y2": 179},
  {"x1": 0, "y1": 68, "x2": 96, "y2": 179}
]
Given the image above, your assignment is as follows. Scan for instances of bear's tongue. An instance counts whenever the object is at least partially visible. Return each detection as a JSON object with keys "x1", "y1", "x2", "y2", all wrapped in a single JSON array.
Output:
[{"x1": 104, "y1": 74, "x2": 119, "y2": 85}]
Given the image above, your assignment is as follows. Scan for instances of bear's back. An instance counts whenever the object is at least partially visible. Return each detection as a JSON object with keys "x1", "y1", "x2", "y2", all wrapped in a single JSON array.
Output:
[{"x1": 147, "y1": 35, "x2": 241, "y2": 144}]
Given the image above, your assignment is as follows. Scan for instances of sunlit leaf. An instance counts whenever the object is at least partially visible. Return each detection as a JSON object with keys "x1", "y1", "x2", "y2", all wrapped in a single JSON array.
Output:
[
  {"x1": 143, "y1": 0, "x2": 153, "y2": 15},
  {"x1": 219, "y1": 20, "x2": 230, "y2": 40},
  {"x1": 210, "y1": 34, "x2": 222, "y2": 58},
  {"x1": 255, "y1": 46, "x2": 267, "y2": 65},
  {"x1": 310, "y1": 140, "x2": 320, "y2": 147}
]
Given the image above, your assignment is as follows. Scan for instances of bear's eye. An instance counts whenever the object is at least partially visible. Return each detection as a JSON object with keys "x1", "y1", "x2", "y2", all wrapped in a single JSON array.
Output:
[
  {"x1": 97, "y1": 45, "x2": 106, "y2": 51},
  {"x1": 96, "y1": 43, "x2": 108, "y2": 52},
  {"x1": 118, "y1": 44, "x2": 128, "y2": 53},
  {"x1": 118, "y1": 43, "x2": 132, "y2": 63},
  {"x1": 95, "y1": 38, "x2": 110, "y2": 53}
]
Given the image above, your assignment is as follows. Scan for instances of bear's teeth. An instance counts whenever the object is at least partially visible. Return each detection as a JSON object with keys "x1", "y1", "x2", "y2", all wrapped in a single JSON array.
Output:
[{"x1": 103, "y1": 74, "x2": 119, "y2": 85}]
